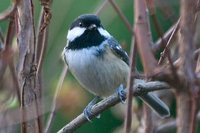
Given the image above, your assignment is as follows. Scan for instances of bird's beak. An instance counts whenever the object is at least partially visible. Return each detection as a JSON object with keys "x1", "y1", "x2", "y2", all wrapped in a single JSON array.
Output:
[{"x1": 88, "y1": 24, "x2": 97, "y2": 30}]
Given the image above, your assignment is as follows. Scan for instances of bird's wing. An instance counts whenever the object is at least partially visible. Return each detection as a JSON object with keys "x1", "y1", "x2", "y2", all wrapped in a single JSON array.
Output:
[{"x1": 107, "y1": 37, "x2": 130, "y2": 65}]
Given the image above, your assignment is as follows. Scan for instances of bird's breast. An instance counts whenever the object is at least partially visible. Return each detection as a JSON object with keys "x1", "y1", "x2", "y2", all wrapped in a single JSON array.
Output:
[{"x1": 64, "y1": 47, "x2": 129, "y2": 97}]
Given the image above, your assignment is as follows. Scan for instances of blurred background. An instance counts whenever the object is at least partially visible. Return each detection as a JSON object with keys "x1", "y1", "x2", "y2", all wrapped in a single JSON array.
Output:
[{"x1": 0, "y1": 0, "x2": 181, "y2": 132}]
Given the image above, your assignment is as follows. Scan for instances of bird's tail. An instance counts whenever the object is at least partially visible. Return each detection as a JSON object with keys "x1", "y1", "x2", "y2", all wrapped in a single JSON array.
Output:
[{"x1": 139, "y1": 93, "x2": 170, "y2": 118}]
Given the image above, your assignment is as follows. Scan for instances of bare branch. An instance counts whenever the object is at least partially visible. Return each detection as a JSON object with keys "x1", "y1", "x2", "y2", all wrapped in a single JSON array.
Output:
[
  {"x1": 0, "y1": 2, "x2": 17, "y2": 21},
  {"x1": 95, "y1": 0, "x2": 109, "y2": 16},
  {"x1": 39, "y1": 0, "x2": 52, "y2": 32},
  {"x1": 177, "y1": 0, "x2": 199, "y2": 133},
  {"x1": 57, "y1": 80, "x2": 170, "y2": 133},
  {"x1": 125, "y1": 37, "x2": 137, "y2": 133},
  {"x1": 158, "y1": 18, "x2": 180, "y2": 65},
  {"x1": 134, "y1": 0, "x2": 157, "y2": 75},
  {"x1": 16, "y1": 0, "x2": 40, "y2": 132},
  {"x1": 152, "y1": 20, "x2": 179, "y2": 54},
  {"x1": 108, "y1": 0, "x2": 134, "y2": 35}
]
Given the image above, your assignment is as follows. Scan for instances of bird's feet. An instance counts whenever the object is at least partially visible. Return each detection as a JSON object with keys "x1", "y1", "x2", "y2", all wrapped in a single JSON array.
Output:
[
  {"x1": 83, "y1": 96, "x2": 100, "y2": 122},
  {"x1": 116, "y1": 84, "x2": 126, "y2": 103}
]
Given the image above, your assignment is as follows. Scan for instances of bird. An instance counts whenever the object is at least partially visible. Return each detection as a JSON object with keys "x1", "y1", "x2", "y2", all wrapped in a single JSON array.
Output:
[{"x1": 63, "y1": 14, "x2": 170, "y2": 121}]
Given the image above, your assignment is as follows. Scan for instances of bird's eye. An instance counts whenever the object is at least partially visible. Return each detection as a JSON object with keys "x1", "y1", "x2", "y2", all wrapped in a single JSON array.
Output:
[{"x1": 79, "y1": 22, "x2": 83, "y2": 27}]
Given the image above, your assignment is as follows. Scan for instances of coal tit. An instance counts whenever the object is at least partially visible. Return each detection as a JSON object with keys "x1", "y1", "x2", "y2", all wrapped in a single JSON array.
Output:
[{"x1": 63, "y1": 14, "x2": 170, "y2": 120}]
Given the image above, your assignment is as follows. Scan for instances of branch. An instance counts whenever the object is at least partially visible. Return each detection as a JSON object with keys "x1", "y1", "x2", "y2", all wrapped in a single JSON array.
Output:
[
  {"x1": 155, "y1": 112, "x2": 200, "y2": 133},
  {"x1": 152, "y1": 20, "x2": 180, "y2": 54},
  {"x1": 57, "y1": 80, "x2": 170, "y2": 133},
  {"x1": 158, "y1": 18, "x2": 180, "y2": 65},
  {"x1": 177, "y1": 0, "x2": 199, "y2": 133},
  {"x1": 134, "y1": 0, "x2": 157, "y2": 75},
  {"x1": 95, "y1": 0, "x2": 109, "y2": 16},
  {"x1": 39, "y1": 0, "x2": 52, "y2": 32},
  {"x1": 0, "y1": 15, "x2": 15, "y2": 83},
  {"x1": 0, "y1": 2, "x2": 17, "y2": 21},
  {"x1": 125, "y1": 35, "x2": 137, "y2": 133},
  {"x1": 108, "y1": 0, "x2": 134, "y2": 35},
  {"x1": 134, "y1": 1, "x2": 158, "y2": 131},
  {"x1": 17, "y1": 0, "x2": 40, "y2": 132}
]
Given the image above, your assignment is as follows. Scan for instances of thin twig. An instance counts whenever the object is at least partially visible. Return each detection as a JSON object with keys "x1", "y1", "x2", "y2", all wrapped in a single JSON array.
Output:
[
  {"x1": 152, "y1": 20, "x2": 179, "y2": 54},
  {"x1": 158, "y1": 18, "x2": 180, "y2": 84},
  {"x1": 158, "y1": 18, "x2": 180, "y2": 65},
  {"x1": 108, "y1": 0, "x2": 134, "y2": 35},
  {"x1": 95, "y1": 0, "x2": 109, "y2": 16},
  {"x1": 39, "y1": 0, "x2": 52, "y2": 32},
  {"x1": 36, "y1": 9, "x2": 49, "y2": 75},
  {"x1": 4, "y1": 15, "x2": 15, "y2": 51},
  {"x1": 57, "y1": 80, "x2": 170, "y2": 133},
  {"x1": 125, "y1": 35, "x2": 137, "y2": 133},
  {"x1": 0, "y1": 3, "x2": 17, "y2": 21},
  {"x1": 45, "y1": 65, "x2": 68, "y2": 133},
  {"x1": 146, "y1": 0, "x2": 166, "y2": 50}
]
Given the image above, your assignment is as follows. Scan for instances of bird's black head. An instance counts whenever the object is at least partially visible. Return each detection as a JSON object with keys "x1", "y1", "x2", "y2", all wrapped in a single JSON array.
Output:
[
  {"x1": 70, "y1": 14, "x2": 101, "y2": 30},
  {"x1": 66, "y1": 14, "x2": 111, "y2": 50}
]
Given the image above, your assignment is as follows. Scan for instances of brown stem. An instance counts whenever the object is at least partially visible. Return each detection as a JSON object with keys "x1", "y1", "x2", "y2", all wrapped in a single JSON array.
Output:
[
  {"x1": 178, "y1": 0, "x2": 199, "y2": 133},
  {"x1": 152, "y1": 20, "x2": 179, "y2": 54},
  {"x1": 17, "y1": 0, "x2": 40, "y2": 132},
  {"x1": 158, "y1": 18, "x2": 180, "y2": 65},
  {"x1": 125, "y1": 37, "x2": 137, "y2": 133},
  {"x1": 36, "y1": 8, "x2": 49, "y2": 74},
  {"x1": 134, "y1": 0, "x2": 157, "y2": 75},
  {"x1": 0, "y1": 2, "x2": 17, "y2": 20},
  {"x1": 176, "y1": 92, "x2": 192, "y2": 133},
  {"x1": 158, "y1": 19, "x2": 180, "y2": 83},
  {"x1": 108, "y1": 0, "x2": 134, "y2": 35},
  {"x1": 95, "y1": 0, "x2": 109, "y2": 16}
]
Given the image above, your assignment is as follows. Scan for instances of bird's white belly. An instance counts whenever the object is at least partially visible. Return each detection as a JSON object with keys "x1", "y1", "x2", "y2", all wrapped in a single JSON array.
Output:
[{"x1": 65, "y1": 48, "x2": 129, "y2": 97}]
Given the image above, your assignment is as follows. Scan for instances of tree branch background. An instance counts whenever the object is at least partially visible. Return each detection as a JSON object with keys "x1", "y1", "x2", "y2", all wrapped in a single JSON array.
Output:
[{"x1": 0, "y1": 0, "x2": 200, "y2": 133}]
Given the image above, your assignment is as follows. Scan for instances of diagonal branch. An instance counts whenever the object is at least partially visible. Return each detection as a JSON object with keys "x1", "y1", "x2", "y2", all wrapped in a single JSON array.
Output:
[
  {"x1": 57, "y1": 80, "x2": 170, "y2": 133},
  {"x1": 108, "y1": 0, "x2": 134, "y2": 35},
  {"x1": 152, "y1": 20, "x2": 180, "y2": 54},
  {"x1": 95, "y1": 0, "x2": 109, "y2": 16},
  {"x1": 0, "y1": 2, "x2": 17, "y2": 21},
  {"x1": 125, "y1": 35, "x2": 137, "y2": 133}
]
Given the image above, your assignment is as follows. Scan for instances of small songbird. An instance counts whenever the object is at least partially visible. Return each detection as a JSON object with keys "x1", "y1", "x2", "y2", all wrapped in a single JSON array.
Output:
[{"x1": 63, "y1": 14, "x2": 170, "y2": 120}]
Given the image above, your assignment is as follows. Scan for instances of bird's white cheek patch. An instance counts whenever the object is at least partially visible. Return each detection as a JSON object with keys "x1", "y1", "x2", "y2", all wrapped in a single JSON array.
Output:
[
  {"x1": 67, "y1": 27, "x2": 86, "y2": 42},
  {"x1": 98, "y1": 28, "x2": 111, "y2": 38}
]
